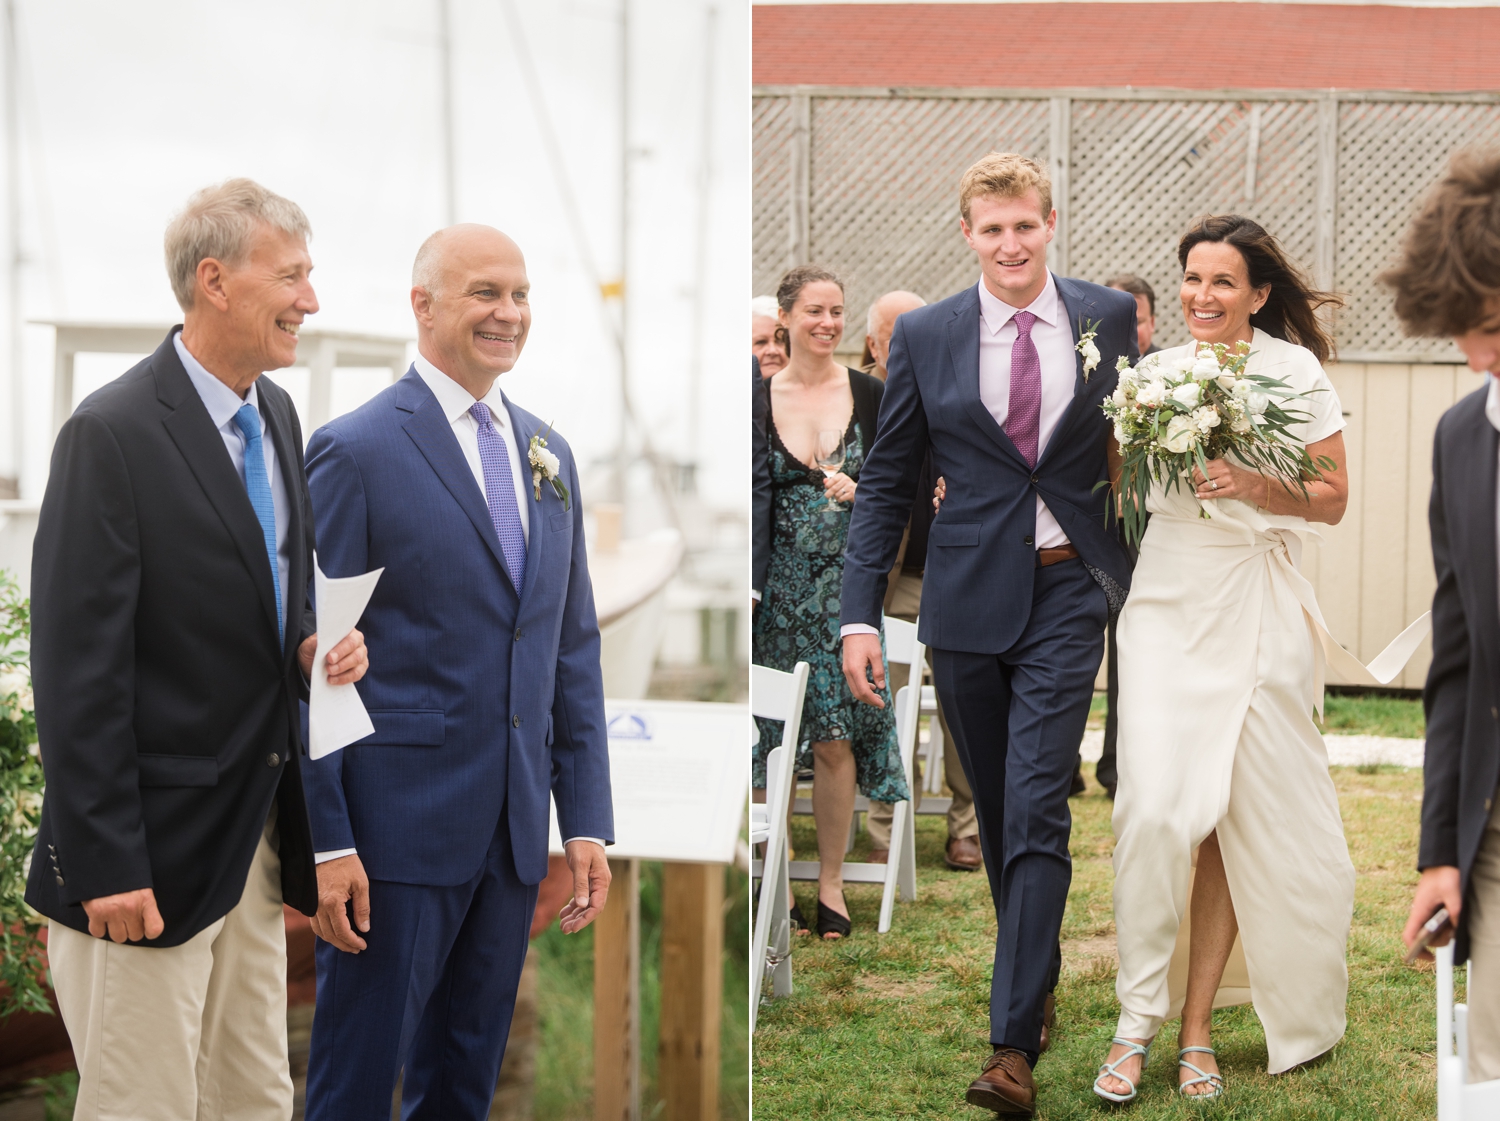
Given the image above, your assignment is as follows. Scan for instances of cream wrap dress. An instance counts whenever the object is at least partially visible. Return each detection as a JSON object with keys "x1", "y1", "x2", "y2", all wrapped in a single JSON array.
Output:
[{"x1": 1111, "y1": 329, "x2": 1357, "y2": 1073}]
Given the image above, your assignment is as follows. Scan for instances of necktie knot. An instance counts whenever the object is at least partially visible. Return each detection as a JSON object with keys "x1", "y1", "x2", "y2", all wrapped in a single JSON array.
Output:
[
  {"x1": 233, "y1": 402, "x2": 260, "y2": 439},
  {"x1": 469, "y1": 401, "x2": 492, "y2": 428},
  {"x1": 1013, "y1": 310, "x2": 1037, "y2": 338}
]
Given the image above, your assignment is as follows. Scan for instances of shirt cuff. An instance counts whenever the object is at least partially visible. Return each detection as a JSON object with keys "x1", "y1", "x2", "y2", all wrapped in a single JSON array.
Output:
[
  {"x1": 750, "y1": 589, "x2": 761, "y2": 602},
  {"x1": 563, "y1": 837, "x2": 606, "y2": 848},
  {"x1": 840, "y1": 624, "x2": 880, "y2": 638},
  {"x1": 314, "y1": 848, "x2": 357, "y2": 864}
]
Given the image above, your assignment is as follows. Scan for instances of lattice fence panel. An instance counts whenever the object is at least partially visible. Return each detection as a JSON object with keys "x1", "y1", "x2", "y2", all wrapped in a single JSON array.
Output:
[
  {"x1": 1068, "y1": 99, "x2": 1322, "y2": 352},
  {"x1": 1336, "y1": 101, "x2": 1500, "y2": 360},
  {"x1": 753, "y1": 96, "x2": 795, "y2": 300},
  {"x1": 806, "y1": 97, "x2": 1050, "y2": 347}
]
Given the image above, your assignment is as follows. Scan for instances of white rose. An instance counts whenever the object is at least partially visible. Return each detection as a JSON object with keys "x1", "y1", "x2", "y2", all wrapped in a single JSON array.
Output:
[
  {"x1": 1231, "y1": 411, "x2": 1254, "y2": 433},
  {"x1": 534, "y1": 447, "x2": 561, "y2": 476},
  {"x1": 1113, "y1": 422, "x2": 1128, "y2": 443},
  {"x1": 1136, "y1": 381, "x2": 1167, "y2": 408},
  {"x1": 1231, "y1": 380, "x2": 1253, "y2": 401},
  {"x1": 1111, "y1": 386, "x2": 1130, "y2": 407},
  {"x1": 0, "y1": 670, "x2": 25, "y2": 699},
  {"x1": 1161, "y1": 415, "x2": 1199, "y2": 454},
  {"x1": 1192, "y1": 405, "x2": 1221, "y2": 433},
  {"x1": 1215, "y1": 374, "x2": 1239, "y2": 392},
  {"x1": 1082, "y1": 339, "x2": 1101, "y2": 365},
  {"x1": 1169, "y1": 382, "x2": 1202, "y2": 410},
  {"x1": 1247, "y1": 390, "x2": 1269, "y2": 416},
  {"x1": 1191, "y1": 354, "x2": 1221, "y2": 381}
]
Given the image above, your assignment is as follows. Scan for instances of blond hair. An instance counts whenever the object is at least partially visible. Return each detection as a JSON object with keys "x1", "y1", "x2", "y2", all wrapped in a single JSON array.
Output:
[
  {"x1": 958, "y1": 153, "x2": 1052, "y2": 223},
  {"x1": 164, "y1": 179, "x2": 311, "y2": 311}
]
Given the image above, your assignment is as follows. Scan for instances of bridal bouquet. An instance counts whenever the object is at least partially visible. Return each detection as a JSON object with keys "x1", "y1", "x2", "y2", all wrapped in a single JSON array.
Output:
[{"x1": 1102, "y1": 340, "x2": 1335, "y2": 546}]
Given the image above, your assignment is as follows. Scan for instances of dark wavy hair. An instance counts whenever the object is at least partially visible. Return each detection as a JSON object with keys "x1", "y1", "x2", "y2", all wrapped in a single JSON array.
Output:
[
  {"x1": 1178, "y1": 215, "x2": 1343, "y2": 363},
  {"x1": 1382, "y1": 149, "x2": 1500, "y2": 338},
  {"x1": 773, "y1": 264, "x2": 844, "y2": 357}
]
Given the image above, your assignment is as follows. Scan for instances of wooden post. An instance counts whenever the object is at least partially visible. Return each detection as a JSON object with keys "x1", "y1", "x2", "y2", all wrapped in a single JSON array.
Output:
[
  {"x1": 659, "y1": 862, "x2": 724, "y2": 1121},
  {"x1": 594, "y1": 858, "x2": 640, "y2": 1121}
]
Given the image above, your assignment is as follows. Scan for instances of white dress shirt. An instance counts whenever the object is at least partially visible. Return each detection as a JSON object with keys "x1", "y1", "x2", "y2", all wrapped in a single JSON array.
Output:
[
  {"x1": 316, "y1": 354, "x2": 598, "y2": 864},
  {"x1": 174, "y1": 334, "x2": 291, "y2": 630},
  {"x1": 976, "y1": 271, "x2": 1076, "y2": 550},
  {"x1": 840, "y1": 273, "x2": 1079, "y2": 640}
]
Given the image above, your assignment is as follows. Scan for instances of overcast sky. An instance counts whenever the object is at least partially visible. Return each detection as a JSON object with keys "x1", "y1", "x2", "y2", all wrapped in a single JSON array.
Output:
[{"x1": 4, "y1": 0, "x2": 749, "y2": 511}]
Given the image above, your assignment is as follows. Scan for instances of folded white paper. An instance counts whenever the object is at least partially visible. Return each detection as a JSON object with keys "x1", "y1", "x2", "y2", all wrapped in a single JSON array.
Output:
[{"x1": 309, "y1": 555, "x2": 383, "y2": 760}]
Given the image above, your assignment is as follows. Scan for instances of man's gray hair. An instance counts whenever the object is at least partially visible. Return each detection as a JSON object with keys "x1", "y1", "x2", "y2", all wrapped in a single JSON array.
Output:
[
  {"x1": 164, "y1": 178, "x2": 311, "y2": 311},
  {"x1": 867, "y1": 290, "x2": 927, "y2": 335},
  {"x1": 751, "y1": 295, "x2": 779, "y2": 320}
]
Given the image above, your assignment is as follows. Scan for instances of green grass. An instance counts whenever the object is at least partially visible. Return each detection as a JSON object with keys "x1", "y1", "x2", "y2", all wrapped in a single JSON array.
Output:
[
  {"x1": 1318, "y1": 694, "x2": 1426, "y2": 739},
  {"x1": 534, "y1": 860, "x2": 749, "y2": 1119},
  {"x1": 754, "y1": 765, "x2": 1444, "y2": 1119}
]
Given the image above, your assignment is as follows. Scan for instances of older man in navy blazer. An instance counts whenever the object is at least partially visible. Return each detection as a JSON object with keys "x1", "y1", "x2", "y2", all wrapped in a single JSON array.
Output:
[
  {"x1": 301, "y1": 224, "x2": 613, "y2": 1120},
  {"x1": 841, "y1": 153, "x2": 1135, "y2": 1116}
]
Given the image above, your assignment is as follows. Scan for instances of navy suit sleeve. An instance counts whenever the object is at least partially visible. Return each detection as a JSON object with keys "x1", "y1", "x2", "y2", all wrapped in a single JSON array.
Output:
[
  {"x1": 550, "y1": 452, "x2": 614, "y2": 844},
  {"x1": 840, "y1": 316, "x2": 930, "y2": 628},
  {"x1": 300, "y1": 425, "x2": 366, "y2": 853},
  {"x1": 1422, "y1": 423, "x2": 1465, "y2": 871},
  {"x1": 29, "y1": 411, "x2": 154, "y2": 904}
]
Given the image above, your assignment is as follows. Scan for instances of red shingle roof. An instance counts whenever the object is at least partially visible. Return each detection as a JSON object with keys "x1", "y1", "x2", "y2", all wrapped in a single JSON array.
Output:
[{"x1": 752, "y1": 3, "x2": 1500, "y2": 92}]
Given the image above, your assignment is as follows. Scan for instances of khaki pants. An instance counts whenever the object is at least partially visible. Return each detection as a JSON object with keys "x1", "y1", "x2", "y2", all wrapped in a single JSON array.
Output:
[
  {"x1": 1467, "y1": 796, "x2": 1500, "y2": 1082},
  {"x1": 867, "y1": 571, "x2": 977, "y2": 847},
  {"x1": 49, "y1": 813, "x2": 292, "y2": 1121}
]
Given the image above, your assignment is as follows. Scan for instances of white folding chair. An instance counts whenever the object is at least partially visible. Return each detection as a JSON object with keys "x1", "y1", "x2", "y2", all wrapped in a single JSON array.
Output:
[
  {"x1": 786, "y1": 616, "x2": 923, "y2": 932},
  {"x1": 749, "y1": 661, "x2": 808, "y2": 1031},
  {"x1": 1437, "y1": 942, "x2": 1500, "y2": 1117}
]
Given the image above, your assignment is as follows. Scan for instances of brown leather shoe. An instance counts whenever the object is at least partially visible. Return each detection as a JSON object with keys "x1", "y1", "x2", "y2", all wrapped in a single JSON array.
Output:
[
  {"x1": 1039, "y1": 993, "x2": 1055, "y2": 1054},
  {"x1": 945, "y1": 835, "x2": 982, "y2": 871},
  {"x1": 868, "y1": 848, "x2": 890, "y2": 864},
  {"x1": 965, "y1": 1048, "x2": 1036, "y2": 1116}
]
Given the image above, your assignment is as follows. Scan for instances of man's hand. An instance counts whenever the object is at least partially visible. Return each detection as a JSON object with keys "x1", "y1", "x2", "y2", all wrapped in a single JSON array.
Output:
[
  {"x1": 1404, "y1": 865, "x2": 1463, "y2": 962},
  {"x1": 297, "y1": 628, "x2": 369, "y2": 686},
  {"x1": 559, "y1": 840, "x2": 611, "y2": 934},
  {"x1": 82, "y1": 888, "x2": 164, "y2": 943},
  {"x1": 311, "y1": 853, "x2": 371, "y2": 953},
  {"x1": 933, "y1": 475, "x2": 946, "y2": 514},
  {"x1": 842, "y1": 632, "x2": 887, "y2": 709}
]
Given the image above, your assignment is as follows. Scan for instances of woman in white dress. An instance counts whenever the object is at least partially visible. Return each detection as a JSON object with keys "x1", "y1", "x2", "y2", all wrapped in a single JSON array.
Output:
[{"x1": 1094, "y1": 215, "x2": 1355, "y2": 1103}]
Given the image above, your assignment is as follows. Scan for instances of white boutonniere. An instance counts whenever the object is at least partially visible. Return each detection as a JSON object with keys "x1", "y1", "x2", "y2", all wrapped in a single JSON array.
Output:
[
  {"x1": 527, "y1": 424, "x2": 570, "y2": 509},
  {"x1": 1076, "y1": 317, "x2": 1101, "y2": 382}
]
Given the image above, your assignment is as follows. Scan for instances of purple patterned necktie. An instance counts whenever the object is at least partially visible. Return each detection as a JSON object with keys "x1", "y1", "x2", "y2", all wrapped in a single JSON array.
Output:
[
  {"x1": 470, "y1": 402, "x2": 526, "y2": 593},
  {"x1": 1005, "y1": 309, "x2": 1042, "y2": 466}
]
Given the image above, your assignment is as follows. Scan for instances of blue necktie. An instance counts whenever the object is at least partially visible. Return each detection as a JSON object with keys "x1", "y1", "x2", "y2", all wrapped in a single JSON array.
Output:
[
  {"x1": 233, "y1": 403, "x2": 283, "y2": 641},
  {"x1": 470, "y1": 402, "x2": 527, "y2": 594}
]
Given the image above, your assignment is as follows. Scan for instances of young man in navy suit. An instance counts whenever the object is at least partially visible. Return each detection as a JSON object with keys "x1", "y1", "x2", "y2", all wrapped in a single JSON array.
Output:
[
  {"x1": 841, "y1": 153, "x2": 1136, "y2": 1116},
  {"x1": 301, "y1": 225, "x2": 613, "y2": 1120}
]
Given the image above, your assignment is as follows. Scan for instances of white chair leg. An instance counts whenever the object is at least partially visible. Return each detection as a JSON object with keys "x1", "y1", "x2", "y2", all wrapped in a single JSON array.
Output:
[
  {"x1": 898, "y1": 796, "x2": 917, "y2": 902},
  {"x1": 878, "y1": 798, "x2": 906, "y2": 933},
  {"x1": 770, "y1": 851, "x2": 793, "y2": 997},
  {"x1": 925, "y1": 718, "x2": 945, "y2": 795}
]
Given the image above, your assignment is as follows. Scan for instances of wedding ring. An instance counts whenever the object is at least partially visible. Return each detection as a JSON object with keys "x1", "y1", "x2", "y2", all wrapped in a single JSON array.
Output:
[{"x1": 1211, "y1": 479, "x2": 1220, "y2": 490}]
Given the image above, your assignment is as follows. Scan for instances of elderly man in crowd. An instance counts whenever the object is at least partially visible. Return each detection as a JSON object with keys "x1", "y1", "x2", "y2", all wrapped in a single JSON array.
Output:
[
  {"x1": 858, "y1": 289, "x2": 982, "y2": 871},
  {"x1": 1106, "y1": 273, "x2": 1159, "y2": 360},
  {"x1": 753, "y1": 294, "x2": 788, "y2": 377},
  {"x1": 301, "y1": 224, "x2": 613, "y2": 1120},
  {"x1": 26, "y1": 179, "x2": 367, "y2": 1120}
]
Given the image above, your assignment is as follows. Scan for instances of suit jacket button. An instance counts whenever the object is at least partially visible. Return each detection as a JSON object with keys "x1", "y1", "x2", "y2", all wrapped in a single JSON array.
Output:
[
  {"x1": 267, "y1": 753, "x2": 280, "y2": 767},
  {"x1": 55, "y1": 875, "x2": 64, "y2": 886},
  {"x1": 515, "y1": 628, "x2": 522, "y2": 642},
  {"x1": 512, "y1": 715, "x2": 521, "y2": 727},
  {"x1": 1023, "y1": 535, "x2": 1034, "y2": 545},
  {"x1": 1030, "y1": 474, "x2": 1039, "y2": 485}
]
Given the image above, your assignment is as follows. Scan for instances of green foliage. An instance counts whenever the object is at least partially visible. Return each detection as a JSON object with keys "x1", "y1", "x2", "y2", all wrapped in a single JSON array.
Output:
[
  {"x1": 1319, "y1": 693, "x2": 1426, "y2": 740},
  {"x1": 0, "y1": 571, "x2": 46, "y2": 1021}
]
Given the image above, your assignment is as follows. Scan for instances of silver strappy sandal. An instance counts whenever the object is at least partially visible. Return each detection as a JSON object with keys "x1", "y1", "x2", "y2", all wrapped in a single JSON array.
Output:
[
  {"x1": 1177, "y1": 1045, "x2": 1225, "y2": 1101},
  {"x1": 1094, "y1": 1036, "x2": 1151, "y2": 1104}
]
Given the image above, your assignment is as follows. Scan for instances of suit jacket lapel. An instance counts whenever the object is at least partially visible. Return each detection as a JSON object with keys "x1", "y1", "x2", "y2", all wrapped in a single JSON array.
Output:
[
  {"x1": 1037, "y1": 276, "x2": 1099, "y2": 469},
  {"x1": 1467, "y1": 406, "x2": 1500, "y2": 670},
  {"x1": 506, "y1": 397, "x2": 545, "y2": 606},
  {"x1": 947, "y1": 287, "x2": 1029, "y2": 469},
  {"x1": 397, "y1": 371, "x2": 516, "y2": 588},
  {"x1": 154, "y1": 335, "x2": 282, "y2": 643}
]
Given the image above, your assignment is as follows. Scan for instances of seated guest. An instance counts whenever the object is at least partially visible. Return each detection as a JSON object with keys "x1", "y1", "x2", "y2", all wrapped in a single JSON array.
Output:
[
  {"x1": 753, "y1": 294, "x2": 788, "y2": 377},
  {"x1": 859, "y1": 290, "x2": 982, "y2": 873},
  {"x1": 751, "y1": 265, "x2": 909, "y2": 939},
  {"x1": 1389, "y1": 151, "x2": 1500, "y2": 1083}
]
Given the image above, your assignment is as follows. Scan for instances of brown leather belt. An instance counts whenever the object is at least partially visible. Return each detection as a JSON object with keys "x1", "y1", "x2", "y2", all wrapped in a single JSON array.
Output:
[{"x1": 1036, "y1": 544, "x2": 1079, "y2": 568}]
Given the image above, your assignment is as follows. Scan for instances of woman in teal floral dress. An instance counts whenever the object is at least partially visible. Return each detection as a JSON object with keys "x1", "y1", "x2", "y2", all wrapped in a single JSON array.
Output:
[{"x1": 752, "y1": 265, "x2": 907, "y2": 939}]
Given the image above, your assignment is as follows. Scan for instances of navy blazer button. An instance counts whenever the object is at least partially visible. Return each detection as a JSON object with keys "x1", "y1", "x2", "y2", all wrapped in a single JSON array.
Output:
[
  {"x1": 1030, "y1": 474, "x2": 1039, "y2": 485},
  {"x1": 267, "y1": 753, "x2": 280, "y2": 767},
  {"x1": 55, "y1": 875, "x2": 64, "y2": 886},
  {"x1": 515, "y1": 628, "x2": 522, "y2": 641},
  {"x1": 1023, "y1": 535, "x2": 1034, "y2": 545},
  {"x1": 513, "y1": 714, "x2": 521, "y2": 727}
]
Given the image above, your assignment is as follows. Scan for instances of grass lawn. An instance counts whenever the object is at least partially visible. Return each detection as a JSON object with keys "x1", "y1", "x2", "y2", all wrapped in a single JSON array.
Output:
[
  {"x1": 753, "y1": 764, "x2": 1447, "y2": 1120},
  {"x1": 1086, "y1": 691, "x2": 1427, "y2": 740}
]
